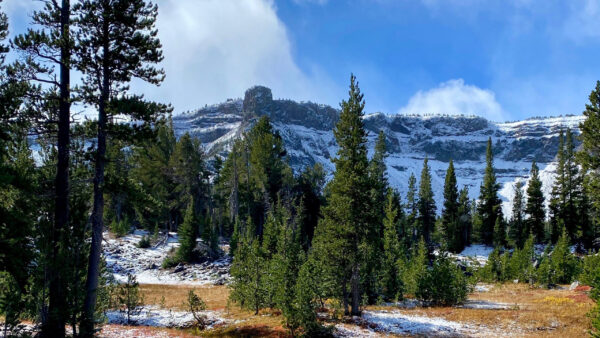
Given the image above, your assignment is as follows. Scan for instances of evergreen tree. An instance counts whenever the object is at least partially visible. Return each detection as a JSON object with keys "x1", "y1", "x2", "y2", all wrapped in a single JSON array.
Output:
[
  {"x1": 477, "y1": 137, "x2": 503, "y2": 245},
  {"x1": 442, "y1": 160, "x2": 460, "y2": 252},
  {"x1": 75, "y1": 0, "x2": 169, "y2": 331},
  {"x1": 13, "y1": 1, "x2": 74, "y2": 334},
  {"x1": 525, "y1": 161, "x2": 546, "y2": 243},
  {"x1": 578, "y1": 81, "x2": 600, "y2": 250},
  {"x1": 229, "y1": 219, "x2": 268, "y2": 315},
  {"x1": 509, "y1": 181, "x2": 525, "y2": 248},
  {"x1": 177, "y1": 200, "x2": 198, "y2": 263},
  {"x1": 550, "y1": 129, "x2": 586, "y2": 244},
  {"x1": 493, "y1": 216, "x2": 506, "y2": 248},
  {"x1": 294, "y1": 163, "x2": 325, "y2": 250},
  {"x1": 311, "y1": 74, "x2": 371, "y2": 316},
  {"x1": 381, "y1": 189, "x2": 404, "y2": 301},
  {"x1": 406, "y1": 173, "x2": 419, "y2": 246},
  {"x1": 457, "y1": 187, "x2": 472, "y2": 250},
  {"x1": 418, "y1": 157, "x2": 436, "y2": 245},
  {"x1": 403, "y1": 237, "x2": 428, "y2": 296}
]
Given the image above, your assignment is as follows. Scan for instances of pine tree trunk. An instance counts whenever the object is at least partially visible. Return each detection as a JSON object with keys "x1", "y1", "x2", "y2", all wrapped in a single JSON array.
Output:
[
  {"x1": 81, "y1": 12, "x2": 110, "y2": 335},
  {"x1": 43, "y1": 1, "x2": 70, "y2": 336},
  {"x1": 351, "y1": 263, "x2": 360, "y2": 316}
]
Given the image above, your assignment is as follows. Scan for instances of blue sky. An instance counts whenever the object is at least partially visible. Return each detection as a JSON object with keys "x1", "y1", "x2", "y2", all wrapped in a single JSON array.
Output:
[{"x1": 5, "y1": 0, "x2": 600, "y2": 121}]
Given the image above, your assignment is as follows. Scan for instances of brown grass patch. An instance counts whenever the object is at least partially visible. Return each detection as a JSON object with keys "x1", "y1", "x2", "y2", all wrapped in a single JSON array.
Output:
[
  {"x1": 140, "y1": 284, "x2": 230, "y2": 311},
  {"x1": 368, "y1": 283, "x2": 594, "y2": 337}
]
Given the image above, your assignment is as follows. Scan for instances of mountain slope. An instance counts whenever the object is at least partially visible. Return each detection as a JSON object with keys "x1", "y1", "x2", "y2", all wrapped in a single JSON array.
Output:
[{"x1": 173, "y1": 86, "x2": 584, "y2": 215}]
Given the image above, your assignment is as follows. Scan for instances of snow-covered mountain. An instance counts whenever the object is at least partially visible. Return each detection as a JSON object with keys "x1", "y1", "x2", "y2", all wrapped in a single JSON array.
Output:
[{"x1": 174, "y1": 86, "x2": 584, "y2": 215}]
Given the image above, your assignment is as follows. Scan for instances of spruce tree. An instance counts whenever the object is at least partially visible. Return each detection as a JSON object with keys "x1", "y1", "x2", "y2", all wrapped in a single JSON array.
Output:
[
  {"x1": 311, "y1": 74, "x2": 370, "y2": 316},
  {"x1": 477, "y1": 137, "x2": 503, "y2": 245},
  {"x1": 550, "y1": 129, "x2": 586, "y2": 244},
  {"x1": 418, "y1": 157, "x2": 436, "y2": 245},
  {"x1": 525, "y1": 161, "x2": 546, "y2": 243},
  {"x1": 457, "y1": 187, "x2": 472, "y2": 250},
  {"x1": 177, "y1": 200, "x2": 197, "y2": 263},
  {"x1": 578, "y1": 81, "x2": 600, "y2": 249},
  {"x1": 509, "y1": 181, "x2": 525, "y2": 248},
  {"x1": 406, "y1": 173, "x2": 419, "y2": 246},
  {"x1": 442, "y1": 160, "x2": 460, "y2": 252},
  {"x1": 381, "y1": 188, "x2": 403, "y2": 301},
  {"x1": 549, "y1": 131, "x2": 566, "y2": 243}
]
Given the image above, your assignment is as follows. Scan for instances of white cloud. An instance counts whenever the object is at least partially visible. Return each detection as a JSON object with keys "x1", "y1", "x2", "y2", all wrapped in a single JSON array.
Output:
[
  {"x1": 132, "y1": 0, "x2": 338, "y2": 113},
  {"x1": 398, "y1": 79, "x2": 506, "y2": 121}
]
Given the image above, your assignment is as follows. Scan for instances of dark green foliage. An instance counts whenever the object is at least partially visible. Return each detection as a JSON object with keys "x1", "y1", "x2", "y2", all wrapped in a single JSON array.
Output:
[
  {"x1": 549, "y1": 129, "x2": 586, "y2": 245},
  {"x1": 177, "y1": 201, "x2": 198, "y2": 263},
  {"x1": 311, "y1": 74, "x2": 371, "y2": 316},
  {"x1": 117, "y1": 274, "x2": 143, "y2": 325},
  {"x1": 442, "y1": 160, "x2": 463, "y2": 252},
  {"x1": 415, "y1": 254, "x2": 469, "y2": 306},
  {"x1": 477, "y1": 138, "x2": 503, "y2": 245},
  {"x1": 457, "y1": 187, "x2": 472, "y2": 250},
  {"x1": 493, "y1": 216, "x2": 506, "y2": 248},
  {"x1": 229, "y1": 219, "x2": 268, "y2": 315},
  {"x1": 381, "y1": 189, "x2": 404, "y2": 301},
  {"x1": 294, "y1": 163, "x2": 325, "y2": 250},
  {"x1": 403, "y1": 238, "x2": 428, "y2": 296},
  {"x1": 578, "y1": 81, "x2": 600, "y2": 251},
  {"x1": 136, "y1": 235, "x2": 151, "y2": 249},
  {"x1": 418, "y1": 157, "x2": 436, "y2": 245},
  {"x1": 405, "y1": 173, "x2": 419, "y2": 247},
  {"x1": 509, "y1": 181, "x2": 525, "y2": 248},
  {"x1": 0, "y1": 271, "x2": 25, "y2": 336},
  {"x1": 109, "y1": 215, "x2": 131, "y2": 237},
  {"x1": 525, "y1": 161, "x2": 546, "y2": 243},
  {"x1": 537, "y1": 230, "x2": 581, "y2": 286},
  {"x1": 186, "y1": 290, "x2": 208, "y2": 329}
]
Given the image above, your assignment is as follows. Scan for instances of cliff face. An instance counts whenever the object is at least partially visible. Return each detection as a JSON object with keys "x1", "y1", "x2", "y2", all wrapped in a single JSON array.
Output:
[{"x1": 173, "y1": 86, "x2": 583, "y2": 214}]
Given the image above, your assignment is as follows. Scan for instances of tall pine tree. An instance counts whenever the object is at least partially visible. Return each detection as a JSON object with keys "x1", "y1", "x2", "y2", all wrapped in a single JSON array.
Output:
[
  {"x1": 75, "y1": 0, "x2": 168, "y2": 333},
  {"x1": 525, "y1": 161, "x2": 546, "y2": 243},
  {"x1": 509, "y1": 181, "x2": 525, "y2": 248},
  {"x1": 477, "y1": 137, "x2": 503, "y2": 245},
  {"x1": 312, "y1": 74, "x2": 371, "y2": 316},
  {"x1": 442, "y1": 160, "x2": 460, "y2": 252},
  {"x1": 418, "y1": 157, "x2": 436, "y2": 246},
  {"x1": 578, "y1": 81, "x2": 600, "y2": 249}
]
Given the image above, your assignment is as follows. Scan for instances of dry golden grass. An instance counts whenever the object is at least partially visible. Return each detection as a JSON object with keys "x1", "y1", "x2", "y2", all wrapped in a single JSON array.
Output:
[
  {"x1": 369, "y1": 283, "x2": 594, "y2": 337},
  {"x1": 140, "y1": 284, "x2": 230, "y2": 311},
  {"x1": 139, "y1": 283, "x2": 289, "y2": 337}
]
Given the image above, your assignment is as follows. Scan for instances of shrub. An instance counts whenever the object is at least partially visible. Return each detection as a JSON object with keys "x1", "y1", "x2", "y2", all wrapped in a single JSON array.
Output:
[
  {"x1": 580, "y1": 253, "x2": 600, "y2": 286},
  {"x1": 403, "y1": 238, "x2": 428, "y2": 295},
  {"x1": 117, "y1": 274, "x2": 144, "y2": 324},
  {"x1": 137, "y1": 235, "x2": 151, "y2": 248},
  {"x1": 161, "y1": 254, "x2": 180, "y2": 269},
  {"x1": 416, "y1": 254, "x2": 469, "y2": 306},
  {"x1": 110, "y1": 216, "x2": 130, "y2": 237},
  {"x1": 587, "y1": 258, "x2": 600, "y2": 337},
  {"x1": 187, "y1": 290, "x2": 208, "y2": 330},
  {"x1": 537, "y1": 231, "x2": 581, "y2": 286},
  {"x1": 0, "y1": 272, "x2": 25, "y2": 336}
]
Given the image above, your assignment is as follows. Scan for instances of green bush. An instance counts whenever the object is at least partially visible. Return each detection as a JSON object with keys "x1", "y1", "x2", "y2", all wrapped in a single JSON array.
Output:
[
  {"x1": 586, "y1": 258, "x2": 600, "y2": 337},
  {"x1": 187, "y1": 290, "x2": 208, "y2": 329},
  {"x1": 162, "y1": 254, "x2": 180, "y2": 269},
  {"x1": 537, "y1": 231, "x2": 581, "y2": 286},
  {"x1": 579, "y1": 253, "x2": 600, "y2": 286},
  {"x1": 110, "y1": 216, "x2": 131, "y2": 237},
  {"x1": 137, "y1": 235, "x2": 151, "y2": 248},
  {"x1": 416, "y1": 254, "x2": 469, "y2": 306}
]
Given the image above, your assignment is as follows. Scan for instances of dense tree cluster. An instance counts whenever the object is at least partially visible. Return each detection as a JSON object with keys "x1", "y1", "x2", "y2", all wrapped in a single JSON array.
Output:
[{"x1": 1, "y1": 0, "x2": 600, "y2": 334}]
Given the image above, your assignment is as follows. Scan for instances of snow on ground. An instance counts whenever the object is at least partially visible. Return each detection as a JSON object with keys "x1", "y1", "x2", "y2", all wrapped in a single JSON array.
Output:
[
  {"x1": 105, "y1": 305, "x2": 230, "y2": 329},
  {"x1": 334, "y1": 323, "x2": 379, "y2": 337},
  {"x1": 447, "y1": 244, "x2": 495, "y2": 265},
  {"x1": 362, "y1": 310, "x2": 482, "y2": 336},
  {"x1": 103, "y1": 230, "x2": 230, "y2": 285}
]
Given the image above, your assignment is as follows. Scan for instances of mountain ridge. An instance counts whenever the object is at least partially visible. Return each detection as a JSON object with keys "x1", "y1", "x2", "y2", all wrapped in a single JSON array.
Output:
[{"x1": 173, "y1": 86, "x2": 584, "y2": 215}]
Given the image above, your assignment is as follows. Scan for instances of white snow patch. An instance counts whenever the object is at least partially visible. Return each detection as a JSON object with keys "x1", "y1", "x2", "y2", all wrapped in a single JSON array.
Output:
[
  {"x1": 363, "y1": 310, "x2": 480, "y2": 336},
  {"x1": 334, "y1": 323, "x2": 378, "y2": 337},
  {"x1": 105, "y1": 305, "x2": 230, "y2": 329},
  {"x1": 103, "y1": 230, "x2": 230, "y2": 285}
]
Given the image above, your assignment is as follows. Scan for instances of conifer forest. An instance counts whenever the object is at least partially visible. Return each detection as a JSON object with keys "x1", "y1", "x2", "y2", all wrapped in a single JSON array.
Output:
[{"x1": 1, "y1": 1, "x2": 600, "y2": 337}]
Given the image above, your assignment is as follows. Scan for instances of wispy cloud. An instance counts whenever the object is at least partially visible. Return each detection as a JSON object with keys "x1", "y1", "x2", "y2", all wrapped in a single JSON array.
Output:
[
  {"x1": 131, "y1": 0, "x2": 339, "y2": 113},
  {"x1": 398, "y1": 79, "x2": 506, "y2": 122}
]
